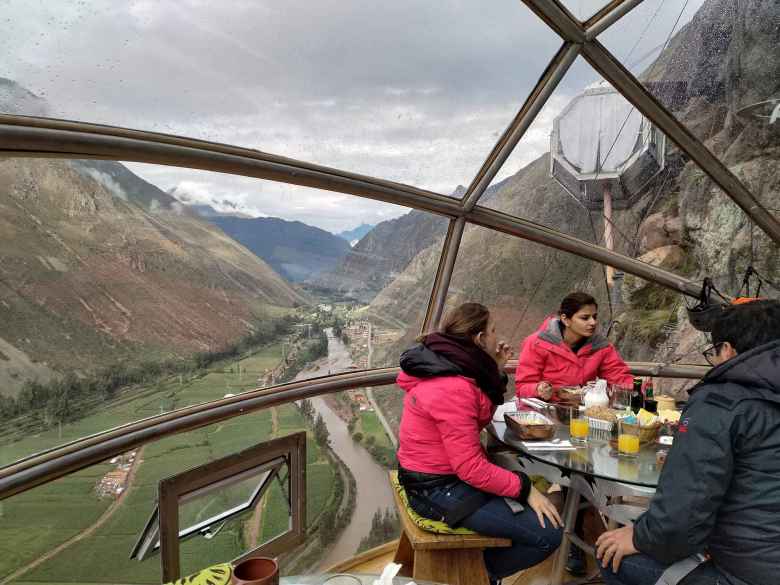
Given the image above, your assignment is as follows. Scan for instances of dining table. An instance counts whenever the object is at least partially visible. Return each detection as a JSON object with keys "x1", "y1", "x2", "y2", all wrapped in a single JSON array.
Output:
[{"x1": 489, "y1": 404, "x2": 665, "y2": 585}]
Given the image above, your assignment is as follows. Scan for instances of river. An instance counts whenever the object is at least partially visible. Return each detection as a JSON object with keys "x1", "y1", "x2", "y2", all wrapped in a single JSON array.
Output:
[{"x1": 293, "y1": 330, "x2": 396, "y2": 568}]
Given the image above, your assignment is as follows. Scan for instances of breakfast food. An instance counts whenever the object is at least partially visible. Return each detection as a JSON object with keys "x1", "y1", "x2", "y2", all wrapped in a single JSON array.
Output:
[
  {"x1": 585, "y1": 406, "x2": 619, "y2": 422},
  {"x1": 655, "y1": 395, "x2": 676, "y2": 411}
]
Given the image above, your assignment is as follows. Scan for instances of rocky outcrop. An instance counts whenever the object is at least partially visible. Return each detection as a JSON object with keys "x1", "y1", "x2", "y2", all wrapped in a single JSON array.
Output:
[{"x1": 637, "y1": 213, "x2": 683, "y2": 253}]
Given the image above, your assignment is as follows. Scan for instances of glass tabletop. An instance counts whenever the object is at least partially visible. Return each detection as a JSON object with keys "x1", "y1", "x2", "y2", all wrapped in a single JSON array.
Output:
[
  {"x1": 490, "y1": 419, "x2": 663, "y2": 488},
  {"x1": 282, "y1": 574, "x2": 443, "y2": 584}
]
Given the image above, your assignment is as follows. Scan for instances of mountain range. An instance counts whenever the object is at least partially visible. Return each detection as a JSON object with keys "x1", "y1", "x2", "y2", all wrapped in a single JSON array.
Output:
[
  {"x1": 337, "y1": 223, "x2": 375, "y2": 246},
  {"x1": 207, "y1": 216, "x2": 352, "y2": 282},
  {"x1": 0, "y1": 82, "x2": 306, "y2": 394},
  {"x1": 1, "y1": 0, "x2": 777, "y2": 402}
]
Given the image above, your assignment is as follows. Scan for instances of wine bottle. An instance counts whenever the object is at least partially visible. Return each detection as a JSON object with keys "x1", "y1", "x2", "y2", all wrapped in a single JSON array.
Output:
[{"x1": 631, "y1": 377, "x2": 644, "y2": 414}]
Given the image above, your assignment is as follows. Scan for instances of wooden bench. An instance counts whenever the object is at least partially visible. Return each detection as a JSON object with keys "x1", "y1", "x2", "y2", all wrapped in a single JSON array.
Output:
[{"x1": 390, "y1": 472, "x2": 511, "y2": 585}]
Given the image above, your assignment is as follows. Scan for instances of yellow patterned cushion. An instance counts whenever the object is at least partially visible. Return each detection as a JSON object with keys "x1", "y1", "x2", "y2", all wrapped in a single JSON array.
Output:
[
  {"x1": 163, "y1": 563, "x2": 231, "y2": 585},
  {"x1": 390, "y1": 470, "x2": 476, "y2": 535}
]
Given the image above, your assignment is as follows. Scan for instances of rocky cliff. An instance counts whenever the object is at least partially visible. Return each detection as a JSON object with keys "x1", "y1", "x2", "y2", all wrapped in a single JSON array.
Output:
[
  {"x1": 616, "y1": 0, "x2": 780, "y2": 396},
  {"x1": 363, "y1": 0, "x2": 780, "y2": 396}
]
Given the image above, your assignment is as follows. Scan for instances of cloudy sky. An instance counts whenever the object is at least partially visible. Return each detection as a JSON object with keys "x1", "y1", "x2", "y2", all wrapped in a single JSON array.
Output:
[{"x1": 1, "y1": 0, "x2": 704, "y2": 232}]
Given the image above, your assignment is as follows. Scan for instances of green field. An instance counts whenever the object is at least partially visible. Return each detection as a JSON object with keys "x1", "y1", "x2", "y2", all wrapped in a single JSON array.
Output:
[
  {"x1": 359, "y1": 411, "x2": 392, "y2": 449},
  {"x1": 0, "y1": 342, "x2": 338, "y2": 584}
]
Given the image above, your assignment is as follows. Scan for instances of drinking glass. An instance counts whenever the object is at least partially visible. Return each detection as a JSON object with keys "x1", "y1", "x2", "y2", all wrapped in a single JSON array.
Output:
[
  {"x1": 617, "y1": 419, "x2": 640, "y2": 458},
  {"x1": 569, "y1": 407, "x2": 589, "y2": 445},
  {"x1": 609, "y1": 385, "x2": 632, "y2": 411}
]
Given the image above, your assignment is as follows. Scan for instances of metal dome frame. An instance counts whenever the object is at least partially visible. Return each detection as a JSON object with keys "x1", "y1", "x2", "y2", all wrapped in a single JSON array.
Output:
[{"x1": 1, "y1": 0, "x2": 778, "y2": 500}]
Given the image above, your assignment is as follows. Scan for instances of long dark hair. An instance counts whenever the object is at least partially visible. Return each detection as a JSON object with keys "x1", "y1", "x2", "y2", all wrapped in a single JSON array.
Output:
[{"x1": 559, "y1": 292, "x2": 597, "y2": 319}]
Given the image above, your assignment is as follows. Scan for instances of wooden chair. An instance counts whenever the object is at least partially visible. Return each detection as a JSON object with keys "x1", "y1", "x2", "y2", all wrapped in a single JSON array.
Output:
[{"x1": 389, "y1": 472, "x2": 511, "y2": 585}]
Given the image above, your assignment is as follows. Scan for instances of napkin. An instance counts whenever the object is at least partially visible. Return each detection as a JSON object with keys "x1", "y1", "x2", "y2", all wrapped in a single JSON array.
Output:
[
  {"x1": 372, "y1": 562, "x2": 402, "y2": 585},
  {"x1": 492, "y1": 400, "x2": 517, "y2": 422},
  {"x1": 522, "y1": 440, "x2": 576, "y2": 451}
]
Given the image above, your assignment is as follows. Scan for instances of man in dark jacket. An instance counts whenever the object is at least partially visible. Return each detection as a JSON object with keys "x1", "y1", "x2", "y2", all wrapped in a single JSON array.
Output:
[{"x1": 596, "y1": 299, "x2": 780, "y2": 585}]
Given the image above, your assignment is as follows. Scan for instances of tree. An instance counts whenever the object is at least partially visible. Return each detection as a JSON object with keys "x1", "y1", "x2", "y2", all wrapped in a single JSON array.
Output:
[
  {"x1": 314, "y1": 413, "x2": 329, "y2": 447},
  {"x1": 299, "y1": 398, "x2": 314, "y2": 421}
]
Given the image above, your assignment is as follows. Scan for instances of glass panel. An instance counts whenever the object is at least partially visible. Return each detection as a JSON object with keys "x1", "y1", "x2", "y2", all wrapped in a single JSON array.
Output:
[
  {"x1": 179, "y1": 466, "x2": 290, "y2": 578},
  {"x1": 2, "y1": 397, "x2": 387, "y2": 581},
  {"x1": 178, "y1": 458, "x2": 284, "y2": 539},
  {"x1": 480, "y1": 54, "x2": 778, "y2": 332},
  {"x1": 483, "y1": 58, "x2": 665, "y2": 256},
  {"x1": 0, "y1": 157, "x2": 437, "y2": 467},
  {"x1": 0, "y1": 1, "x2": 559, "y2": 195},
  {"x1": 443, "y1": 224, "x2": 612, "y2": 352},
  {"x1": 132, "y1": 457, "x2": 288, "y2": 572},
  {"x1": 599, "y1": 0, "x2": 778, "y2": 215}
]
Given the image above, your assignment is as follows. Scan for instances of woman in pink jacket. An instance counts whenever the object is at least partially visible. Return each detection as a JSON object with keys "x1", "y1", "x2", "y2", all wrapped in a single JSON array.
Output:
[
  {"x1": 514, "y1": 291, "x2": 631, "y2": 576},
  {"x1": 515, "y1": 291, "x2": 633, "y2": 401},
  {"x1": 397, "y1": 302, "x2": 562, "y2": 585}
]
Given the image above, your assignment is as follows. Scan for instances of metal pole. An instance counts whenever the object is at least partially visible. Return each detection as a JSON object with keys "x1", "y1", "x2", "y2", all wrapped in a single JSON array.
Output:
[
  {"x1": 421, "y1": 217, "x2": 467, "y2": 334},
  {"x1": 0, "y1": 361, "x2": 704, "y2": 501},
  {"x1": 521, "y1": 0, "x2": 586, "y2": 43},
  {"x1": 0, "y1": 122, "x2": 461, "y2": 219},
  {"x1": 604, "y1": 184, "x2": 615, "y2": 287},
  {"x1": 585, "y1": 0, "x2": 645, "y2": 40},
  {"x1": 469, "y1": 206, "x2": 702, "y2": 297},
  {"x1": 0, "y1": 117, "x2": 708, "y2": 297}
]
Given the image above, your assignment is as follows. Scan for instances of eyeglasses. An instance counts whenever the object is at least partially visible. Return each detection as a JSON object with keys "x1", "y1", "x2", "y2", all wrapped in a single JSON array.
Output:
[{"x1": 702, "y1": 342, "x2": 725, "y2": 366}]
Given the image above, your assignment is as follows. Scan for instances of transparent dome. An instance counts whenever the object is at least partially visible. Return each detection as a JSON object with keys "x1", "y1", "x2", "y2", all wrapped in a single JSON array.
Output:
[{"x1": 0, "y1": 1, "x2": 778, "y2": 583}]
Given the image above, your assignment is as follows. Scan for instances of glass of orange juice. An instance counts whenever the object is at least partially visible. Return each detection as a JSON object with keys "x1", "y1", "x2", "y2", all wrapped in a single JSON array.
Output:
[
  {"x1": 618, "y1": 419, "x2": 640, "y2": 457},
  {"x1": 569, "y1": 407, "x2": 589, "y2": 445}
]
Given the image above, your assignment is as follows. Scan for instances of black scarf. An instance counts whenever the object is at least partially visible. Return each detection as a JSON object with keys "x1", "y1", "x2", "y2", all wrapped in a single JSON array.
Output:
[{"x1": 422, "y1": 332, "x2": 506, "y2": 406}]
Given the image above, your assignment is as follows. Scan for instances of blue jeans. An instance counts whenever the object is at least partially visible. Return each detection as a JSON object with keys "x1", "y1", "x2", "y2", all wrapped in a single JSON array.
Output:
[
  {"x1": 406, "y1": 481, "x2": 562, "y2": 580},
  {"x1": 600, "y1": 553, "x2": 728, "y2": 585}
]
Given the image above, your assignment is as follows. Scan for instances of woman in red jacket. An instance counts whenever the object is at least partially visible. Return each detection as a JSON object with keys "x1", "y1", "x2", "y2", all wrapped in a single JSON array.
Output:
[
  {"x1": 514, "y1": 291, "x2": 632, "y2": 575},
  {"x1": 515, "y1": 291, "x2": 633, "y2": 401},
  {"x1": 397, "y1": 302, "x2": 562, "y2": 585}
]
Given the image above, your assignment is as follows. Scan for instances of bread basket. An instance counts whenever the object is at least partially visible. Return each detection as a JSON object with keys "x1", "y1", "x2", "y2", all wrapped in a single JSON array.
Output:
[
  {"x1": 620, "y1": 421, "x2": 661, "y2": 444},
  {"x1": 504, "y1": 411, "x2": 556, "y2": 440}
]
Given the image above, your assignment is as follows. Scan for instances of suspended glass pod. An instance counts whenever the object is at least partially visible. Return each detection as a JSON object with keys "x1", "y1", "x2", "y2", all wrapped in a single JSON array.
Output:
[{"x1": 550, "y1": 82, "x2": 667, "y2": 211}]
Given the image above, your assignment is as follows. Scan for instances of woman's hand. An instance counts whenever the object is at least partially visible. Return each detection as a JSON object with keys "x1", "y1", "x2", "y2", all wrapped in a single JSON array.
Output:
[
  {"x1": 596, "y1": 525, "x2": 638, "y2": 573},
  {"x1": 526, "y1": 485, "x2": 562, "y2": 529},
  {"x1": 536, "y1": 381, "x2": 553, "y2": 400},
  {"x1": 495, "y1": 341, "x2": 512, "y2": 369}
]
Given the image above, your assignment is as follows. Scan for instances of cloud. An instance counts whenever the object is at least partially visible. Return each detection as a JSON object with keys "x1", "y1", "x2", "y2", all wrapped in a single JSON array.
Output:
[
  {"x1": 82, "y1": 168, "x2": 127, "y2": 201},
  {"x1": 1, "y1": 0, "x2": 706, "y2": 232}
]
